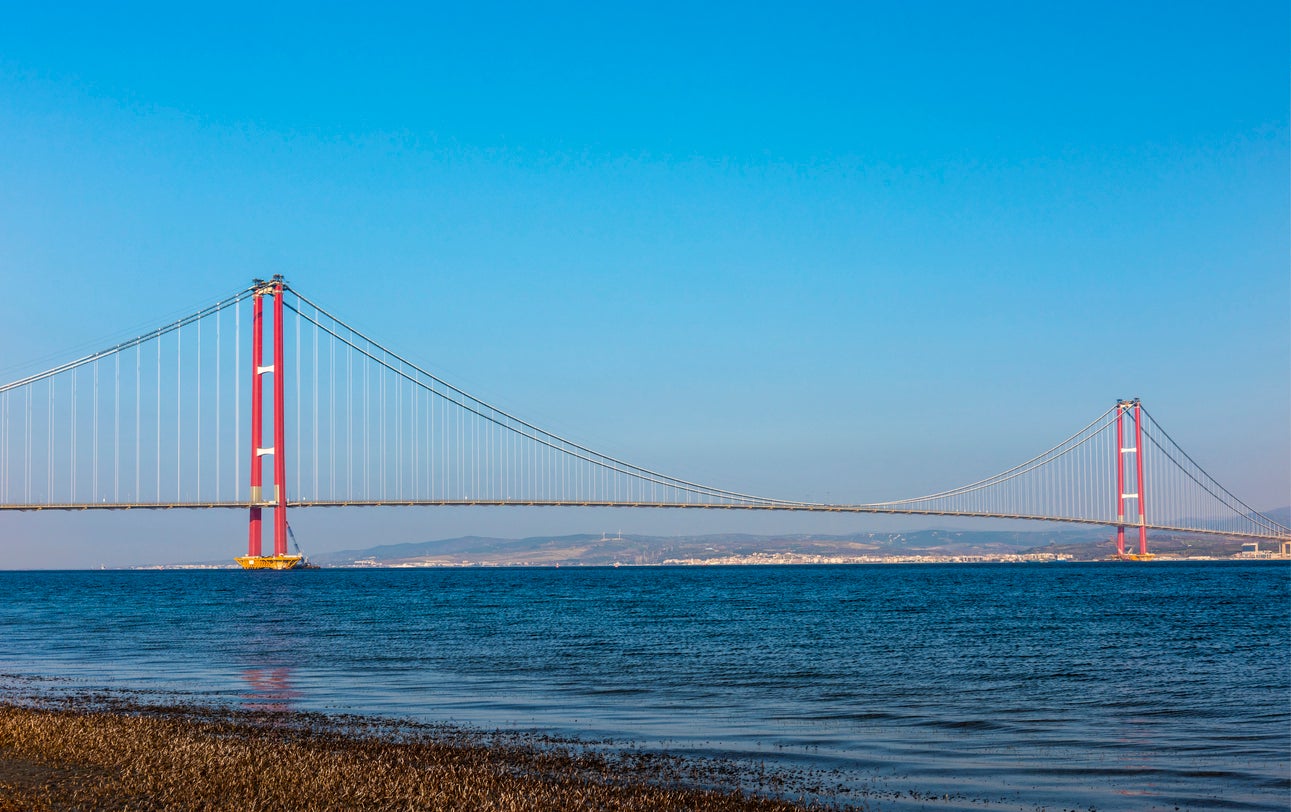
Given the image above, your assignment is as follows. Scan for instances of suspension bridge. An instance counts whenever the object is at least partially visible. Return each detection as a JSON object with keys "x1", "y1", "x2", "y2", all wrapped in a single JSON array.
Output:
[{"x1": 0, "y1": 277, "x2": 1286, "y2": 567}]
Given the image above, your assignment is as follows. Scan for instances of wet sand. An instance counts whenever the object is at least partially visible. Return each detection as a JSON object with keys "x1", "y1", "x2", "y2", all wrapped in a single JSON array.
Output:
[{"x1": 0, "y1": 696, "x2": 852, "y2": 811}]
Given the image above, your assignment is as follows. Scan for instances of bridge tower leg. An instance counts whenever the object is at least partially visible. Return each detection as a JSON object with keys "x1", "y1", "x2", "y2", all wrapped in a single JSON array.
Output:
[
  {"x1": 237, "y1": 276, "x2": 295, "y2": 570},
  {"x1": 247, "y1": 286, "x2": 265, "y2": 558},
  {"x1": 1115, "y1": 400, "x2": 1126, "y2": 556},
  {"x1": 1133, "y1": 399, "x2": 1147, "y2": 556},
  {"x1": 269, "y1": 280, "x2": 287, "y2": 557}
]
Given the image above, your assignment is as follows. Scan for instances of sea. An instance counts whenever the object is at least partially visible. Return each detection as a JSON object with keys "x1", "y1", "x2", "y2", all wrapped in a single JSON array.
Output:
[{"x1": 0, "y1": 561, "x2": 1286, "y2": 811}]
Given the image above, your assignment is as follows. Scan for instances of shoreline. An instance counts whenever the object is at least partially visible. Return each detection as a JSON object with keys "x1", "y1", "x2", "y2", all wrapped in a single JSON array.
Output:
[
  {"x1": 0, "y1": 691, "x2": 858, "y2": 811},
  {"x1": 19, "y1": 556, "x2": 1291, "y2": 571}
]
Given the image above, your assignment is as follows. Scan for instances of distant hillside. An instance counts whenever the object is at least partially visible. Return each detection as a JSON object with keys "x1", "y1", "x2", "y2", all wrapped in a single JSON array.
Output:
[
  {"x1": 313, "y1": 528, "x2": 1115, "y2": 567},
  {"x1": 1260, "y1": 506, "x2": 1290, "y2": 527},
  {"x1": 175, "y1": 511, "x2": 1289, "y2": 568}
]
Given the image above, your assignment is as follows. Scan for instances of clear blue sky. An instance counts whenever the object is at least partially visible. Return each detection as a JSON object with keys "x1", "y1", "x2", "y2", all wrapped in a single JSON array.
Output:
[{"x1": 0, "y1": 2, "x2": 1287, "y2": 566}]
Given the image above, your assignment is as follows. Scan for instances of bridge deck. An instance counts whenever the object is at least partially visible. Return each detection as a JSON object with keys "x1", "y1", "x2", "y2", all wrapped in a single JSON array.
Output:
[{"x1": 1, "y1": 500, "x2": 1284, "y2": 540}]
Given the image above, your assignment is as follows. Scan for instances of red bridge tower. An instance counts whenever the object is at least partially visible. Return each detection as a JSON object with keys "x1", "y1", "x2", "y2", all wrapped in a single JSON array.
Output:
[
  {"x1": 236, "y1": 276, "x2": 299, "y2": 569},
  {"x1": 1114, "y1": 398, "x2": 1151, "y2": 560}
]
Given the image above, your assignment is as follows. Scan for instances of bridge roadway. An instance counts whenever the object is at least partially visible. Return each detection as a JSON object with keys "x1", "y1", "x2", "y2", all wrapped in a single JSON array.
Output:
[{"x1": 2, "y1": 500, "x2": 1284, "y2": 541}]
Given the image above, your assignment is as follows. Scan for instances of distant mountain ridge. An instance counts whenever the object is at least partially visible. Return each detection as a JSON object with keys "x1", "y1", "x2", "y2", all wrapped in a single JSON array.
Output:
[
  {"x1": 312, "y1": 527, "x2": 1110, "y2": 567},
  {"x1": 169, "y1": 507, "x2": 1288, "y2": 568},
  {"x1": 1259, "y1": 506, "x2": 1290, "y2": 527}
]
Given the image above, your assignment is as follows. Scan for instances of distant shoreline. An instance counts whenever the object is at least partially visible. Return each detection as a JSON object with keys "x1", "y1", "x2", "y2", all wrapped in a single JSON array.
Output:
[
  {"x1": 119, "y1": 554, "x2": 1290, "y2": 570},
  {"x1": 1, "y1": 555, "x2": 1284, "y2": 571}
]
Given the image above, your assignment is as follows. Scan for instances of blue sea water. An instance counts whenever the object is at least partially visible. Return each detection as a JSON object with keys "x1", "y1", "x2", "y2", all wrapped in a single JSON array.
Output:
[{"x1": 0, "y1": 562, "x2": 1287, "y2": 811}]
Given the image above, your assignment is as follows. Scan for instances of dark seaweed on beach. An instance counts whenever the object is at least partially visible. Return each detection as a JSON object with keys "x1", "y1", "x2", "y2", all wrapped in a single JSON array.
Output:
[{"x1": 0, "y1": 696, "x2": 863, "y2": 811}]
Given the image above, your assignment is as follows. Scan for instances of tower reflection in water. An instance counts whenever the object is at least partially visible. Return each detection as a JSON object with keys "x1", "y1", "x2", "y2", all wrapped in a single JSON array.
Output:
[{"x1": 240, "y1": 667, "x2": 300, "y2": 712}]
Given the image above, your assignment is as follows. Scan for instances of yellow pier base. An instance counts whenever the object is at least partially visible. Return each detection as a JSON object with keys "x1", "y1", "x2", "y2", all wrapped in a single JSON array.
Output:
[
  {"x1": 1114, "y1": 553, "x2": 1158, "y2": 562},
  {"x1": 235, "y1": 554, "x2": 306, "y2": 570}
]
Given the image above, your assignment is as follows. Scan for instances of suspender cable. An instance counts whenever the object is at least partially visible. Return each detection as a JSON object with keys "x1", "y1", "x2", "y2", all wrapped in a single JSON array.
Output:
[
  {"x1": 347, "y1": 331, "x2": 352, "y2": 499},
  {"x1": 296, "y1": 301, "x2": 301, "y2": 499},
  {"x1": 177, "y1": 324, "x2": 182, "y2": 501},
  {"x1": 25, "y1": 386, "x2": 29, "y2": 502},
  {"x1": 313, "y1": 303, "x2": 319, "y2": 501},
  {"x1": 156, "y1": 336, "x2": 161, "y2": 502},
  {"x1": 288, "y1": 293, "x2": 808, "y2": 508},
  {"x1": 216, "y1": 305, "x2": 221, "y2": 501},
  {"x1": 330, "y1": 321, "x2": 335, "y2": 500},
  {"x1": 235, "y1": 299, "x2": 241, "y2": 502},
  {"x1": 92, "y1": 360, "x2": 99, "y2": 501},
  {"x1": 114, "y1": 354, "x2": 119, "y2": 503},
  {"x1": 197, "y1": 318, "x2": 201, "y2": 500},
  {"x1": 135, "y1": 346, "x2": 140, "y2": 500},
  {"x1": 70, "y1": 369, "x2": 76, "y2": 502}
]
